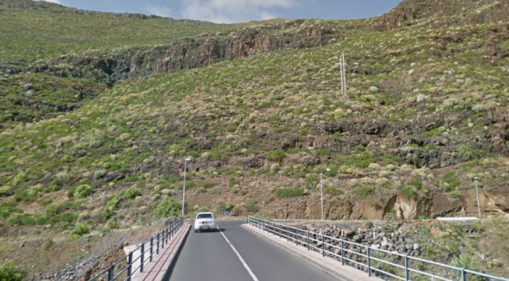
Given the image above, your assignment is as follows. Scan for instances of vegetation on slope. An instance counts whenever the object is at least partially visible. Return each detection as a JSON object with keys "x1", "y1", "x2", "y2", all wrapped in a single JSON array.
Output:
[
  {"x1": 0, "y1": 0, "x2": 255, "y2": 67},
  {"x1": 0, "y1": 0, "x2": 509, "y2": 278}
]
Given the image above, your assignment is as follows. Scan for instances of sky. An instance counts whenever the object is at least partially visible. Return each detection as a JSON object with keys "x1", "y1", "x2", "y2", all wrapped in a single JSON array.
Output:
[{"x1": 35, "y1": 0, "x2": 404, "y2": 24}]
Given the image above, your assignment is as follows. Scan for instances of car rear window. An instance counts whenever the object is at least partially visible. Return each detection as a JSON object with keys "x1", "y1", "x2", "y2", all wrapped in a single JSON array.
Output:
[{"x1": 197, "y1": 213, "x2": 213, "y2": 219}]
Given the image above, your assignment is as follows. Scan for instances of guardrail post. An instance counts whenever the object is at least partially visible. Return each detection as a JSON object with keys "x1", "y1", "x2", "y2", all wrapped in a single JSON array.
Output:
[
  {"x1": 461, "y1": 268, "x2": 466, "y2": 281},
  {"x1": 322, "y1": 235, "x2": 325, "y2": 257},
  {"x1": 127, "y1": 251, "x2": 133, "y2": 281},
  {"x1": 405, "y1": 254, "x2": 409, "y2": 281},
  {"x1": 140, "y1": 243, "x2": 145, "y2": 273},
  {"x1": 341, "y1": 240, "x2": 345, "y2": 266},
  {"x1": 156, "y1": 233, "x2": 160, "y2": 254},
  {"x1": 307, "y1": 231, "x2": 310, "y2": 251},
  {"x1": 150, "y1": 238, "x2": 153, "y2": 262},
  {"x1": 107, "y1": 265, "x2": 114, "y2": 281},
  {"x1": 367, "y1": 246, "x2": 371, "y2": 277},
  {"x1": 161, "y1": 230, "x2": 165, "y2": 249}
]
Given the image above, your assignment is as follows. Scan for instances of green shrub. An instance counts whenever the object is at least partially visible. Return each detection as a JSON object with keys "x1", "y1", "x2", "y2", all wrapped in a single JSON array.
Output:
[
  {"x1": 306, "y1": 175, "x2": 319, "y2": 189},
  {"x1": 106, "y1": 196, "x2": 121, "y2": 209},
  {"x1": 353, "y1": 185, "x2": 374, "y2": 198},
  {"x1": 409, "y1": 178, "x2": 423, "y2": 189},
  {"x1": 267, "y1": 150, "x2": 286, "y2": 162},
  {"x1": 198, "y1": 181, "x2": 214, "y2": 189},
  {"x1": 216, "y1": 202, "x2": 234, "y2": 212},
  {"x1": 0, "y1": 261, "x2": 24, "y2": 281},
  {"x1": 318, "y1": 149, "x2": 331, "y2": 156},
  {"x1": 229, "y1": 178, "x2": 240, "y2": 187},
  {"x1": 102, "y1": 208, "x2": 115, "y2": 220},
  {"x1": 246, "y1": 200, "x2": 260, "y2": 212},
  {"x1": 122, "y1": 187, "x2": 141, "y2": 200},
  {"x1": 70, "y1": 224, "x2": 89, "y2": 238},
  {"x1": 324, "y1": 186, "x2": 342, "y2": 196},
  {"x1": 400, "y1": 186, "x2": 417, "y2": 200},
  {"x1": 442, "y1": 172, "x2": 461, "y2": 191},
  {"x1": 74, "y1": 184, "x2": 92, "y2": 198},
  {"x1": 184, "y1": 180, "x2": 195, "y2": 189},
  {"x1": 153, "y1": 197, "x2": 181, "y2": 219},
  {"x1": 276, "y1": 188, "x2": 305, "y2": 198}
]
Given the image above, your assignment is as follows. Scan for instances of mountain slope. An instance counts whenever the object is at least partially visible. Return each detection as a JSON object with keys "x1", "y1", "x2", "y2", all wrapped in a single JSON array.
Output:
[
  {"x1": 1, "y1": 0, "x2": 509, "y2": 279},
  {"x1": 373, "y1": 0, "x2": 509, "y2": 30}
]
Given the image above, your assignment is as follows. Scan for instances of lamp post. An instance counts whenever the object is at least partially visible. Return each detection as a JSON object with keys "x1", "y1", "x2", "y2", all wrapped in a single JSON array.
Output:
[
  {"x1": 320, "y1": 168, "x2": 330, "y2": 221},
  {"x1": 474, "y1": 176, "x2": 481, "y2": 219},
  {"x1": 182, "y1": 157, "x2": 191, "y2": 218}
]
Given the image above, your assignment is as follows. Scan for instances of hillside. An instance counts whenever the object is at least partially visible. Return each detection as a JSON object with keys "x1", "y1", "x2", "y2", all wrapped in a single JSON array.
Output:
[{"x1": 0, "y1": 0, "x2": 509, "y2": 279}]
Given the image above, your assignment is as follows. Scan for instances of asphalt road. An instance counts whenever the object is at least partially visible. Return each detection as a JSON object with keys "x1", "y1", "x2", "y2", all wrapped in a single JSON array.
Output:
[{"x1": 168, "y1": 221, "x2": 339, "y2": 281}]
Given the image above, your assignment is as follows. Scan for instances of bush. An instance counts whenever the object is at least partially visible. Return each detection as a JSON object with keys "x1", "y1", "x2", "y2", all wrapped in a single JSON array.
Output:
[
  {"x1": 324, "y1": 186, "x2": 342, "y2": 196},
  {"x1": 198, "y1": 181, "x2": 214, "y2": 189},
  {"x1": 353, "y1": 186, "x2": 374, "y2": 198},
  {"x1": 400, "y1": 186, "x2": 417, "y2": 200},
  {"x1": 70, "y1": 224, "x2": 89, "y2": 238},
  {"x1": 153, "y1": 197, "x2": 181, "y2": 220},
  {"x1": 231, "y1": 206, "x2": 242, "y2": 216},
  {"x1": 246, "y1": 200, "x2": 260, "y2": 212},
  {"x1": 0, "y1": 261, "x2": 24, "y2": 281},
  {"x1": 106, "y1": 196, "x2": 121, "y2": 209},
  {"x1": 442, "y1": 172, "x2": 461, "y2": 192},
  {"x1": 409, "y1": 178, "x2": 423, "y2": 189},
  {"x1": 267, "y1": 150, "x2": 286, "y2": 162},
  {"x1": 122, "y1": 187, "x2": 141, "y2": 200},
  {"x1": 229, "y1": 178, "x2": 240, "y2": 187},
  {"x1": 276, "y1": 188, "x2": 305, "y2": 198},
  {"x1": 74, "y1": 184, "x2": 92, "y2": 198},
  {"x1": 216, "y1": 202, "x2": 234, "y2": 213}
]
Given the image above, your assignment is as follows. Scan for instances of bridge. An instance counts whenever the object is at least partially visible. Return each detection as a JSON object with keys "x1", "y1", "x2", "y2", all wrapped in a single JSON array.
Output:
[{"x1": 89, "y1": 217, "x2": 509, "y2": 281}]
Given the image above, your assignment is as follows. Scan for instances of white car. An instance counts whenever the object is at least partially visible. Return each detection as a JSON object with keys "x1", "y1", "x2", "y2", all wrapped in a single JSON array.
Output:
[{"x1": 194, "y1": 212, "x2": 216, "y2": 233}]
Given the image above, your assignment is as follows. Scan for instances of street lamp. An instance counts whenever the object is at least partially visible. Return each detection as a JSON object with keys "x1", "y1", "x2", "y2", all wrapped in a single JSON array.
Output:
[
  {"x1": 474, "y1": 176, "x2": 481, "y2": 219},
  {"x1": 320, "y1": 168, "x2": 330, "y2": 221},
  {"x1": 182, "y1": 157, "x2": 191, "y2": 218}
]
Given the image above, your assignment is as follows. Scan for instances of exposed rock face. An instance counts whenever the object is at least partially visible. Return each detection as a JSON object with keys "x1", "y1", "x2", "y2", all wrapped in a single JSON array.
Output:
[
  {"x1": 29, "y1": 23, "x2": 338, "y2": 86},
  {"x1": 373, "y1": 0, "x2": 509, "y2": 30},
  {"x1": 262, "y1": 189, "x2": 509, "y2": 220}
]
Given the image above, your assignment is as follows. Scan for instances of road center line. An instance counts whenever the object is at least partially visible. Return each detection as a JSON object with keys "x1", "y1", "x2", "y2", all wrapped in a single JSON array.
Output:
[{"x1": 218, "y1": 226, "x2": 260, "y2": 281}]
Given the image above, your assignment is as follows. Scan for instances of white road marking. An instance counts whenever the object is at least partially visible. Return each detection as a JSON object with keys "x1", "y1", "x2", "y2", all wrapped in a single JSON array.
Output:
[{"x1": 218, "y1": 226, "x2": 260, "y2": 281}]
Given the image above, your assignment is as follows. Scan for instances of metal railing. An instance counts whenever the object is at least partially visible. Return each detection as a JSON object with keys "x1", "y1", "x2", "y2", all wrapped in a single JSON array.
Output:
[
  {"x1": 247, "y1": 216, "x2": 509, "y2": 281},
  {"x1": 88, "y1": 217, "x2": 184, "y2": 281}
]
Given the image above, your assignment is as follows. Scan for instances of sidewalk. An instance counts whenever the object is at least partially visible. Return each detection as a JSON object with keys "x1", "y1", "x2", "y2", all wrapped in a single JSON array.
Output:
[
  {"x1": 243, "y1": 224, "x2": 382, "y2": 281},
  {"x1": 133, "y1": 224, "x2": 190, "y2": 281}
]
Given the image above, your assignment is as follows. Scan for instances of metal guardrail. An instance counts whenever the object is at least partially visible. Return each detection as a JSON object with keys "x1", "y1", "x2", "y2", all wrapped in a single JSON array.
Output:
[
  {"x1": 247, "y1": 216, "x2": 509, "y2": 281},
  {"x1": 88, "y1": 217, "x2": 184, "y2": 281}
]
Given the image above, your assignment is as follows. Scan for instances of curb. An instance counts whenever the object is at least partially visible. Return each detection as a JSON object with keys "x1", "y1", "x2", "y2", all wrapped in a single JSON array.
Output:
[
  {"x1": 133, "y1": 224, "x2": 190, "y2": 281},
  {"x1": 242, "y1": 224, "x2": 360, "y2": 281},
  {"x1": 162, "y1": 224, "x2": 190, "y2": 281}
]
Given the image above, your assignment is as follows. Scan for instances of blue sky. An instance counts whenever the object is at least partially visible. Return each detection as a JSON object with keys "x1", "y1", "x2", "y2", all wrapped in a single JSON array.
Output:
[{"x1": 37, "y1": 0, "x2": 404, "y2": 23}]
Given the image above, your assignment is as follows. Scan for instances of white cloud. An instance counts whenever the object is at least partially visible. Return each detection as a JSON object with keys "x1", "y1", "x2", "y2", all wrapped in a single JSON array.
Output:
[
  {"x1": 180, "y1": 0, "x2": 300, "y2": 23},
  {"x1": 34, "y1": 0, "x2": 63, "y2": 4},
  {"x1": 145, "y1": 4, "x2": 174, "y2": 18}
]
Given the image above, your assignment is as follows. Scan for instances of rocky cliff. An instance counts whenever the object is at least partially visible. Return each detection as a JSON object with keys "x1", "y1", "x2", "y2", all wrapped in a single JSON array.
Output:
[{"x1": 28, "y1": 21, "x2": 340, "y2": 86}]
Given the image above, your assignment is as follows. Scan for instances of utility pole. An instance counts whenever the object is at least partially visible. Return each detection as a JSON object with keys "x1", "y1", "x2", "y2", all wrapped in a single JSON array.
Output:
[
  {"x1": 474, "y1": 176, "x2": 481, "y2": 219},
  {"x1": 340, "y1": 52, "x2": 347, "y2": 97},
  {"x1": 182, "y1": 158, "x2": 191, "y2": 218},
  {"x1": 320, "y1": 173, "x2": 324, "y2": 221}
]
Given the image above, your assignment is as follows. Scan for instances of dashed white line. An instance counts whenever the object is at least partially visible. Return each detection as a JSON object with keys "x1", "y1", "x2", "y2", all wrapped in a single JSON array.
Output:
[{"x1": 218, "y1": 226, "x2": 260, "y2": 281}]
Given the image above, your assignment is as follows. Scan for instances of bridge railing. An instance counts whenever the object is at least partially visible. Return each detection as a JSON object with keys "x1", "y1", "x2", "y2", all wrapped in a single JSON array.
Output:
[
  {"x1": 247, "y1": 216, "x2": 509, "y2": 281},
  {"x1": 88, "y1": 217, "x2": 184, "y2": 281}
]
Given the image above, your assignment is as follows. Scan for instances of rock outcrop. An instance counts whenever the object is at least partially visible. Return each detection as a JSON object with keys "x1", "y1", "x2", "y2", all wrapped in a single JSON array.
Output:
[
  {"x1": 29, "y1": 22, "x2": 339, "y2": 86},
  {"x1": 373, "y1": 0, "x2": 509, "y2": 30}
]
